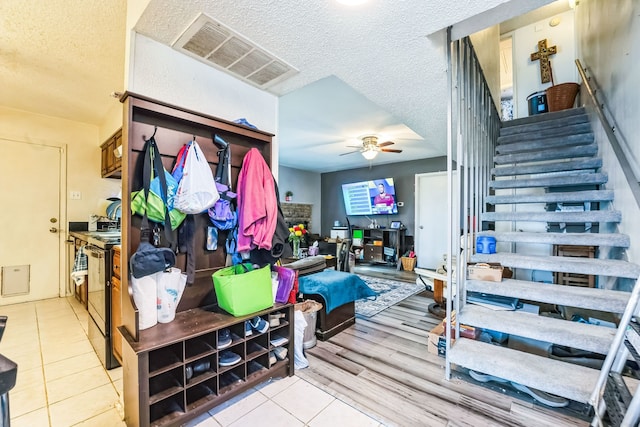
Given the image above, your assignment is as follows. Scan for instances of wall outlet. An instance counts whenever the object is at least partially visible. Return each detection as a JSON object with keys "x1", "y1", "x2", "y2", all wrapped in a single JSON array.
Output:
[{"x1": 70, "y1": 191, "x2": 81, "y2": 200}]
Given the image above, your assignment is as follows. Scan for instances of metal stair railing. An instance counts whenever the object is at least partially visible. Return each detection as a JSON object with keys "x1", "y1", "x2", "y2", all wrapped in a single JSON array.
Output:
[
  {"x1": 576, "y1": 59, "x2": 640, "y2": 210},
  {"x1": 590, "y1": 276, "x2": 640, "y2": 426},
  {"x1": 444, "y1": 29, "x2": 501, "y2": 379}
]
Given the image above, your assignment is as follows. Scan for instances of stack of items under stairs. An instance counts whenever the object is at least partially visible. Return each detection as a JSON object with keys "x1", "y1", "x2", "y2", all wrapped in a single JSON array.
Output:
[{"x1": 441, "y1": 108, "x2": 640, "y2": 422}]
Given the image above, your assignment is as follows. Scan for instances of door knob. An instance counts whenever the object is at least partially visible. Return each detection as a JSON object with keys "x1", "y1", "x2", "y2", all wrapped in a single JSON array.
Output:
[{"x1": 49, "y1": 227, "x2": 58, "y2": 233}]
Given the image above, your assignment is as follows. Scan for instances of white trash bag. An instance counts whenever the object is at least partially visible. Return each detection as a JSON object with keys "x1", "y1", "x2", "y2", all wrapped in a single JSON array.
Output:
[
  {"x1": 174, "y1": 141, "x2": 220, "y2": 214},
  {"x1": 131, "y1": 273, "x2": 159, "y2": 330},
  {"x1": 157, "y1": 267, "x2": 187, "y2": 323},
  {"x1": 293, "y1": 310, "x2": 309, "y2": 369}
]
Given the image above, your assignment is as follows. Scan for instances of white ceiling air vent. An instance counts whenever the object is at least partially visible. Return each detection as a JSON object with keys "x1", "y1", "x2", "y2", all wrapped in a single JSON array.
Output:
[{"x1": 173, "y1": 14, "x2": 298, "y2": 90}]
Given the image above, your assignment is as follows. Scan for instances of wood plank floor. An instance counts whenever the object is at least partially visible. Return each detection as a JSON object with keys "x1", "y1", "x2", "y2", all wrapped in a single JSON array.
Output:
[{"x1": 297, "y1": 289, "x2": 592, "y2": 427}]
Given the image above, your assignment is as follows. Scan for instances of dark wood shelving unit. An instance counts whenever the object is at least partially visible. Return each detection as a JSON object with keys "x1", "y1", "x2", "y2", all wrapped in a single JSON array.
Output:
[
  {"x1": 117, "y1": 94, "x2": 291, "y2": 427},
  {"x1": 121, "y1": 304, "x2": 293, "y2": 427}
]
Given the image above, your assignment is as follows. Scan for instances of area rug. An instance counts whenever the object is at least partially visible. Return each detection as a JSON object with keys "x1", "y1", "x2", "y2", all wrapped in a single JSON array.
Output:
[{"x1": 354, "y1": 274, "x2": 427, "y2": 318}]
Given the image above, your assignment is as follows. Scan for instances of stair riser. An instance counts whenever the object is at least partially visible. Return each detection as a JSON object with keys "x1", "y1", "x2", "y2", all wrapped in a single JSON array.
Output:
[
  {"x1": 481, "y1": 211, "x2": 621, "y2": 223},
  {"x1": 471, "y1": 253, "x2": 640, "y2": 279},
  {"x1": 466, "y1": 279, "x2": 629, "y2": 313},
  {"x1": 498, "y1": 123, "x2": 592, "y2": 144},
  {"x1": 500, "y1": 115, "x2": 589, "y2": 137},
  {"x1": 489, "y1": 173, "x2": 607, "y2": 189},
  {"x1": 500, "y1": 107, "x2": 586, "y2": 129},
  {"x1": 459, "y1": 306, "x2": 615, "y2": 355},
  {"x1": 495, "y1": 145, "x2": 598, "y2": 165},
  {"x1": 476, "y1": 231, "x2": 630, "y2": 248},
  {"x1": 492, "y1": 158, "x2": 603, "y2": 177},
  {"x1": 485, "y1": 189, "x2": 614, "y2": 205},
  {"x1": 496, "y1": 133, "x2": 594, "y2": 155}
]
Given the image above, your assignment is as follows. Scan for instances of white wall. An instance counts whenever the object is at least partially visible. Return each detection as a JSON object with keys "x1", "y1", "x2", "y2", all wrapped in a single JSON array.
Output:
[
  {"x1": 278, "y1": 166, "x2": 322, "y2": 232},
  {"x1": 512, "y1": 9, "x2": 577, "y2": 118},
  {"x1": 576, "y1": 0, "x2": 640, "y2": 180},
  {"x1": 129, "y1": 33, "x2": 279, "y2": 169},
  {"x1": 576, "y1": 0, "x2": 640, "y2": 281}
]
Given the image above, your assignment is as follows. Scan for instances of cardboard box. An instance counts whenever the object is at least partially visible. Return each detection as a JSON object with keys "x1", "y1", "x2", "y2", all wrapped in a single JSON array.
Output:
[
  {"x1": 427, "y1": 317, "x2": 478, "y2": 357},
  {"x1": 467, "y1": 262, "x2": 503, "y2": 282}
]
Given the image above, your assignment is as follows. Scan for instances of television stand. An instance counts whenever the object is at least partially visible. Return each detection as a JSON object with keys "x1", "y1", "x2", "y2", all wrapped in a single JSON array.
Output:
[{"x1": 352, "y1": 228, "x2": 405, "y2": 266}]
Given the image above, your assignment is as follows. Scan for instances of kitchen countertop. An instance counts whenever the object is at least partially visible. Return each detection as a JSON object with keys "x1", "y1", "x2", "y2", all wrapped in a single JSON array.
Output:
[{"x1": 70, "y1": 230, "x2": 121, "y2": 249}]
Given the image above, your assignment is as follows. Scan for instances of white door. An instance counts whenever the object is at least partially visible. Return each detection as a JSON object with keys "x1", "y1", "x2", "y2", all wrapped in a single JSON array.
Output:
[
  {"x1": 415, "y1": 171, "x2": 458, "y2": 270},
  {"x1": 0, "y1": 139, "x2": 62, "y2": 304}
]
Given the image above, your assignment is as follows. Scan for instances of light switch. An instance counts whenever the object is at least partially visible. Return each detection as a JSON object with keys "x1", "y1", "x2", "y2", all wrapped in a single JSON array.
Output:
[{"x1": 70, "y1": 191, "x2": 81, "y2": 200}]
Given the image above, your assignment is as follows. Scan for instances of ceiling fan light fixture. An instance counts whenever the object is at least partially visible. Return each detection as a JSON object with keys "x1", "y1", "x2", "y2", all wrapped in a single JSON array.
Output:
[{"x1": 362, "y1": 148, "x2": 378, "y2": 160}]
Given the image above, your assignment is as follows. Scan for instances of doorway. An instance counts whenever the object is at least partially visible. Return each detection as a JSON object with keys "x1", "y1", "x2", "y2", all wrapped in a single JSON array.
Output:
[
  {"x1": 500, "y1": 35, "x2": 515, "y2": 121},
  {"x1": 0, "y1": 139, "x2": 65, "y2": 304},
  {"x1": 414, "y1": 171, "x2": 458, "y2": 270}
]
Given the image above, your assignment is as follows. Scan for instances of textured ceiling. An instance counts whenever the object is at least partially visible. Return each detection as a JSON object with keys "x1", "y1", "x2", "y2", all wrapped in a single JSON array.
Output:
[
  {"x1": 1, "y1": 0, "x2": 558, "y2": 172},
  {"x1": 0, "y1": 0, "x2": 126, "y2": 125},
  {"x1": 134, "y1": 0, "x2": 532, "y2": 172}
]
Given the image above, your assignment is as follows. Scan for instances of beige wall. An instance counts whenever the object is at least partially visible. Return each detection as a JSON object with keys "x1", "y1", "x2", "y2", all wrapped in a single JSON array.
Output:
[
  {"x1": 470, "y1": 25, "x2": 501, "y2": 110},
  {"x1": 0, "y1": 106, "x2": 121, "y2": 224}
]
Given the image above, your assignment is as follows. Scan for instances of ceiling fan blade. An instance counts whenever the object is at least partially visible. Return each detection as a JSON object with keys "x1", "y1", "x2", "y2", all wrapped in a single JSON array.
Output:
[
  {"x1": 346, "y1": 145, "x2": 363, "y2": 148},
  {"x1": 381, "y1": 148, "x2": 403, "y2": 153},
  {"x1": 378, "y1": 141, "x2": 395, "y2": 147},
  {"x1": 339, "y1": 150, "x2": 360, "y2": 156}
]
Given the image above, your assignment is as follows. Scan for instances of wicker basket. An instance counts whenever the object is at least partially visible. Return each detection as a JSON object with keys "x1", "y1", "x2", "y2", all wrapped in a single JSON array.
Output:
[
  {"x1": 546, "y1": 83, "x2": 580, "y2": 112},
  {"x1": 401, "y1": 256, "x2": 416, "y2": 271}
]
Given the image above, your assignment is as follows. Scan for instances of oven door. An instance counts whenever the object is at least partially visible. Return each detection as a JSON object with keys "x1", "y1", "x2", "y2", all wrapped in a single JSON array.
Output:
[{"x1": 86, "y1": 245, "x2": 107, "y2": 335}]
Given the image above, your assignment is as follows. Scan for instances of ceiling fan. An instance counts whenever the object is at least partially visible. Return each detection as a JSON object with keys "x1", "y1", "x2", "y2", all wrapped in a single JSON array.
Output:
[{"x1": 340, "y1": 135, "x2": 403, "y2": 160}]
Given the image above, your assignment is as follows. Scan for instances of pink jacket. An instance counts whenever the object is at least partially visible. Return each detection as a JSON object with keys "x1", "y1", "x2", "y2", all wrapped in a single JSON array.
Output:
[{"x1": 236, "y1": 148, "x2": 277, "y2": 252}]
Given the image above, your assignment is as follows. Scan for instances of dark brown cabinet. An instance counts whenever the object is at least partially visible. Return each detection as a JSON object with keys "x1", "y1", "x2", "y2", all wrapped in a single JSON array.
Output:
[
  {"x1": 121, "y1": 304, "x2": 294, "y2": 427},
  {"x1": 101, "y1": 128, "x2": 122, "y2": 178}
]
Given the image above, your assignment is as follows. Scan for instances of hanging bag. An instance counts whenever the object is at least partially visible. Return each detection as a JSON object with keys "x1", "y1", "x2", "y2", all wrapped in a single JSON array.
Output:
[
  {"x1": 130, "y1": 134, "x2": 186, "y2": 231},
  {"x1": 174, "y1": 140, "x2": 220, "y2": 214},
  {"x1": 208, "y1": 136, "x2": 237, "y2": 230}
]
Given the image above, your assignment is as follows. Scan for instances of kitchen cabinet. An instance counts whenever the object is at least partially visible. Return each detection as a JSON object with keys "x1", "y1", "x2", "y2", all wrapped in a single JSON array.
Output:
[
  {"x1": 121, "y1": 304, "x2": 293, "y2": 427},
  {"x1": 101, "y1": 128, "x2": 123, "y2": 178},
  {"x1": 112, "y1": 247, "x2": 122, "y2": 364}
]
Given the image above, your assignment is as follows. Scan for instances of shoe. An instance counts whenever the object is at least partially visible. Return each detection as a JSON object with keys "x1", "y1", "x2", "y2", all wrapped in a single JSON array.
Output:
[
  {"x1": 469, "y1": 370, "x2": 509, "y2": 384},
  {"x1": 273, "y1": 346, "x2": 288, "y2": 361},
  {"x1": 219, "y1": 350, "x2": 241, "y2": 367},
  {"x1": 270, "y1": 336, "x2": 288, "y2": 347},
  {"x1": 269, "y1": 313, "x2": 284, "y2": 327},
  {"x1": 250, "y1": 316, "x2": 269, "y2": 334},
  {"x1": 217, "y1": 328, "x2": 232, "y2": 350},
  {"x1": 510, "y1": 382, "x2": 569, "y2": 408},
  {"x1": 245, "y1": 321, "x2": 253, "y2": 337},
  {"x1": 268, "y1": 351, "x2": 277, "y2": 366},
  {"x1": 186, "y1": 360, "x2": 211, "y2": 380}
]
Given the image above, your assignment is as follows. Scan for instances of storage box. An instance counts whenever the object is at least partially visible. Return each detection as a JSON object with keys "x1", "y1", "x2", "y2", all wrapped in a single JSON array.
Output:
[
  {"x1": 427, "y1": 317, "x2": 478, "y2": 357},
  {"x1": 467, "y1": 262, "x2": 503, "y2": 282}
]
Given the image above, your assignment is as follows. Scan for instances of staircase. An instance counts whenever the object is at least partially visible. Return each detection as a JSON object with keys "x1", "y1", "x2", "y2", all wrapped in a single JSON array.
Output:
[{"x1": 447, "y1": 107, "x2": 640, "y2": 405}]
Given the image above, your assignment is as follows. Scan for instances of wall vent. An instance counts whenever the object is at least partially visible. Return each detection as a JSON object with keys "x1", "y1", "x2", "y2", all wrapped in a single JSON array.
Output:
[{"x1": 173, "y1": 14, "x2": 298, "y2": 90}]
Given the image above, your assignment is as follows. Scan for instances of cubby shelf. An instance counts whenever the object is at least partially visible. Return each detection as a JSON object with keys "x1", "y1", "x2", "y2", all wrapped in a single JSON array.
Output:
[{"x1": 121, "y1": 304, "x2": 294, "y2": 427}]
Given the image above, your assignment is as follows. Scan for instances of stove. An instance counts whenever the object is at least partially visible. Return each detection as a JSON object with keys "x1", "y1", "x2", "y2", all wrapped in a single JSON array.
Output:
[{"x1": 85, "y1": 230, "x2": 121, "y2": 369}]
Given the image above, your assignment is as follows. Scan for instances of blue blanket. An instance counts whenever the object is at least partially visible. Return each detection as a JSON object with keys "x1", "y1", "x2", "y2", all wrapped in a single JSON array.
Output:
[{"x1": 298, "y1": 270, "x2": 377, "y2": 313}]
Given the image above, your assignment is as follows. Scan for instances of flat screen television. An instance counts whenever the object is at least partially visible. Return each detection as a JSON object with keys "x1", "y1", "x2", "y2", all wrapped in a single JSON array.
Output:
[{"x1": 341, "y1": 178, "x2": 398, "y2": 215}]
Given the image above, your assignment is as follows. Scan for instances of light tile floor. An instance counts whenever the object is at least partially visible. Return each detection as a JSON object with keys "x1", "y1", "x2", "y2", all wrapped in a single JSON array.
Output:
[{"x1": 1, "y1": 297, "x2": 383, "y2": 426}]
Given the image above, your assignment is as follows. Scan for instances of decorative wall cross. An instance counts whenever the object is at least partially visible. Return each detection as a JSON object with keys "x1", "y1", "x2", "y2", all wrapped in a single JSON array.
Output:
[{"x1": 530, "y1": 39, "x2": 557, "y2": 84}]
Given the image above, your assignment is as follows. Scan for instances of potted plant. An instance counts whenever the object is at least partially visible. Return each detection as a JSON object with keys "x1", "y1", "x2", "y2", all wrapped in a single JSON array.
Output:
[{"x1": 285, "y1": 191, "x2": 293, "y2": 202}]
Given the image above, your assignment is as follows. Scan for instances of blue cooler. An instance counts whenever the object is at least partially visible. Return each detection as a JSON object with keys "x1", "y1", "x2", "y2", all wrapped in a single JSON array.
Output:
[
  {"x1": 476, "y1": 236, "x2": 496, "y2": 254},
  {"x1": 527, "y1": 91, "x2": 548, "y2": 116}
]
